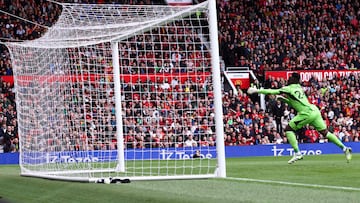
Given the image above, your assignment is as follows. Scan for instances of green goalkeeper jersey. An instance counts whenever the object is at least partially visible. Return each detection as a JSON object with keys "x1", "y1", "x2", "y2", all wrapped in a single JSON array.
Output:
[{"x1": 258, "y1": 84, "x2": 316, "y2": 113}]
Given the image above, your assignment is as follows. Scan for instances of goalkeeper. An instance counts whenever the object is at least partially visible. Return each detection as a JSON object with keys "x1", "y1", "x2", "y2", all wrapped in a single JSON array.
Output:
[{"x1": 247, "y1": 72, "x2": 352, "y2": 164}]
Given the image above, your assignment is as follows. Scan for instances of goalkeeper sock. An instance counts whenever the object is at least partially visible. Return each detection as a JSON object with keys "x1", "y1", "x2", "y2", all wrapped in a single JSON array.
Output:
[
  {"x1": 326, "y1": 132, "x2": 345, "y2": 149},
  {"x1": 285, "y1": 131, "x2": 300, "y2": 153}
]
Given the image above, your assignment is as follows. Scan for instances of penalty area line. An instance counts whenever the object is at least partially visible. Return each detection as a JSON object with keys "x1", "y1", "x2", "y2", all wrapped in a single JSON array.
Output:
[{"x1": 227, "y1": 177, "x2": 360, "y2": 191}]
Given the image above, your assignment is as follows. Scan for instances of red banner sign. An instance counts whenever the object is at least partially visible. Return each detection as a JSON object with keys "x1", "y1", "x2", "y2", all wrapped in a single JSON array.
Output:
[
  {"x1": 2, "y1": 72, "x2": 210, "y2": 86},
  {"x1": 265, "y1": 70, "x2": 360, "y2": 82},
  {"x1": 0, "y1": 76, "x2": 14, "y2": 85}
]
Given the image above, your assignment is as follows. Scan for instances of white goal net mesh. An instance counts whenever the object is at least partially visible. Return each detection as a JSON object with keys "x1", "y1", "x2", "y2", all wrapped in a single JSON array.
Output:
[{"x1": 6, "y1": 1, "x2": 224, "y2": 182}]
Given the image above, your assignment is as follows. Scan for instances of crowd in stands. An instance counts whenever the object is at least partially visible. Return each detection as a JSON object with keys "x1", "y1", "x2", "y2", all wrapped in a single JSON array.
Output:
[
  {"x1": 0, "y1": 0, "x2": 359, "y2": 153},
  {"x1": 217, "y1": 0, "x2": 360, "y2": 83}
]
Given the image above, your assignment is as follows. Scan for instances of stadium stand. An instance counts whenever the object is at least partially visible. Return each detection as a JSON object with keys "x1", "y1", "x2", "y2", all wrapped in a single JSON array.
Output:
[
  {"x1": 0, "y1": 0, "x2": 359, "y2": 152},
  {"x1": 217, "y1": 0, "x2": 360, "y2": 83}
]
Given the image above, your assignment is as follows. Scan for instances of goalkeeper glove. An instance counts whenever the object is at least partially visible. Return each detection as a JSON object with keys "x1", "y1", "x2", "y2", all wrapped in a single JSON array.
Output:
[{"x1": 247, "y1": 87, "x2": 258, "y2": 95}]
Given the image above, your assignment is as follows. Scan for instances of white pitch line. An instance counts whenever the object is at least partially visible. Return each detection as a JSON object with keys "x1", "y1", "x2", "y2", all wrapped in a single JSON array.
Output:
[{"x1": 227, "y1": 177, "x2": 360, "y2": 191}]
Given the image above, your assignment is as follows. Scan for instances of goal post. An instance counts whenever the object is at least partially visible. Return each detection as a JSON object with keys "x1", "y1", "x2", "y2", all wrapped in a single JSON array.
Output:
[
  {"x1": 208, "y1": 0, "x2": 226, "y2": 178},
  {"x1": 111, "y1": 41, "x2": 125, "y2": 173},
  {"x1": 6, "y1": 0, "x2": 226, "y2": 182}
]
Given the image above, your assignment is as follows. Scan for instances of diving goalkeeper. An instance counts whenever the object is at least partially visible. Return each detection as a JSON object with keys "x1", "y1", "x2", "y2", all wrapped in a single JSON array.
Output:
[{"x1": 247, "y1": 72, "x2": 352, "y2": 164}]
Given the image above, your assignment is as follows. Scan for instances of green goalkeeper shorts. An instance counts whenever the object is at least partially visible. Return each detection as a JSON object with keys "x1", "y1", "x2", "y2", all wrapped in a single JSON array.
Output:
[{"x1": 288, "y1": 106, "x2": 327, "y2": 131}]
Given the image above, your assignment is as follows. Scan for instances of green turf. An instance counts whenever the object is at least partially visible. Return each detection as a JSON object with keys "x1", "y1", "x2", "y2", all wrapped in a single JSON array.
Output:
[{"x1": 1, "y1": 154, "x2": 359, "y2": 203}]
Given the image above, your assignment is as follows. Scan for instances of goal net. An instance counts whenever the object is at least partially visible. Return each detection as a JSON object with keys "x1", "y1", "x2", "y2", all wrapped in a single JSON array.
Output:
[{"x1": 6, "y1": 0, "x2": 225, "y2": 182}]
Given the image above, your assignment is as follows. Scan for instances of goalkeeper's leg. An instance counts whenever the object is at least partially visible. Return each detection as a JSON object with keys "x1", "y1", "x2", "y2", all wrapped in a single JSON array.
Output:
[
  {"x1": 285, "y1": 130, "x2": 303, "y2": 164},
  {"x1": 319, "y1": 129, "x2": 352, "y2": 162},
  {"x1": 285, "y1": 112, "x2": 313, "y2": 164},
  {"x1": 312, "y1": 113, "x2": 352, "y2": 163}
]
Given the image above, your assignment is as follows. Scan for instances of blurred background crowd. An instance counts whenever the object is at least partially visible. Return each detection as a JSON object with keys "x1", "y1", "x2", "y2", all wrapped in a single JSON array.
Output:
[{"x1": 0, "y1": 0, "x2": 359, "y2": 153}]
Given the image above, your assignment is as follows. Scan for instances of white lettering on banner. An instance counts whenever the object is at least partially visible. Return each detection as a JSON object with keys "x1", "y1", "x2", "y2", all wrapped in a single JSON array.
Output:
[
  {"x1": 300, "y1": 72, "x2": 323, "y2": 81},
  {"x1": 287, "y1": 148, "x2": 322, "y2": 156},
  {"x1": 160, "y1": 150, "x2": 212, "y2": 160},
  {"x1": 228, "y1": 73, "x2": 249, "y2": 78},
  {"x1": 271, "y1": 146, "x2": 322, "y2": 156},
  {"x1": 46, "y1": 154, "x2": 99, "y2": 163},
  {"x1": 166, "y1": 0, "x2": 192, "y2": 5},
  {"x1": 271, "y1": 145, "x2": 285, "y2": 156},
  {"x1": 266, "y1": 70, "x2": 360, "y2": 82},
  {"x1": 286, "y1": 71, "x2": 294, "y2": 79},
  {"x1": 301, "y1": 70, "x2": 360, "y2": 82}
]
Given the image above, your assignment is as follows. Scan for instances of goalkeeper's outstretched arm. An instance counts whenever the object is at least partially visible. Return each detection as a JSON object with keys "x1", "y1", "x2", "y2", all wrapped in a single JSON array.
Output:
[
  {"x1": 247, "y1": 87, "x2": 280, "y2": 95},
  {"x1": 247, "y1": 87, "x2": 290, "y2": 103}
]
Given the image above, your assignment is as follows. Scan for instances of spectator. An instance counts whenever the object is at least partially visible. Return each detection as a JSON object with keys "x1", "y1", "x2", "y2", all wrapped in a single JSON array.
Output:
[
  {"x1": 184, "y1": 135, "x2": 197, "y2": 147},
  {"x1": 304, "y1": 125, "x2": 320, "y2": 143},
  {"x1": 3, "y1": 125, "x2": 15, "y2": 152},
  {"x1": 192, "y1": 150, "x2": 201, "y2": 158},
  {"x1": 274, "y1": 132, "x2": 284, "y2": 144},
  {"x1": 281, "y1": 109, "x2": 290, "y2": 131},
  {"x1": 0, "y1": 123, "x2": 5, "y2": 151},
  {"x1": 243, "y1": 113, "x2": 252, "y2": 127},
  {"x1": 272, "y1": 100, "x2": 285, "y2": 132}
]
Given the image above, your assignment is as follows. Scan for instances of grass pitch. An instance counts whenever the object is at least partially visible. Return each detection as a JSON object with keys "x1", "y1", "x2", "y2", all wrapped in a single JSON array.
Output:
[{"x1": 0, "y1": 154, "x2": 359, "y2": 203}]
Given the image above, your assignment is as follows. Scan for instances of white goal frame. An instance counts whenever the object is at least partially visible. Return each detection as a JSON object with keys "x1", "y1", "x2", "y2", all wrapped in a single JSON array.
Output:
[{"x1": 6, "y1": 0, "x2": 225, "y2": 182}]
